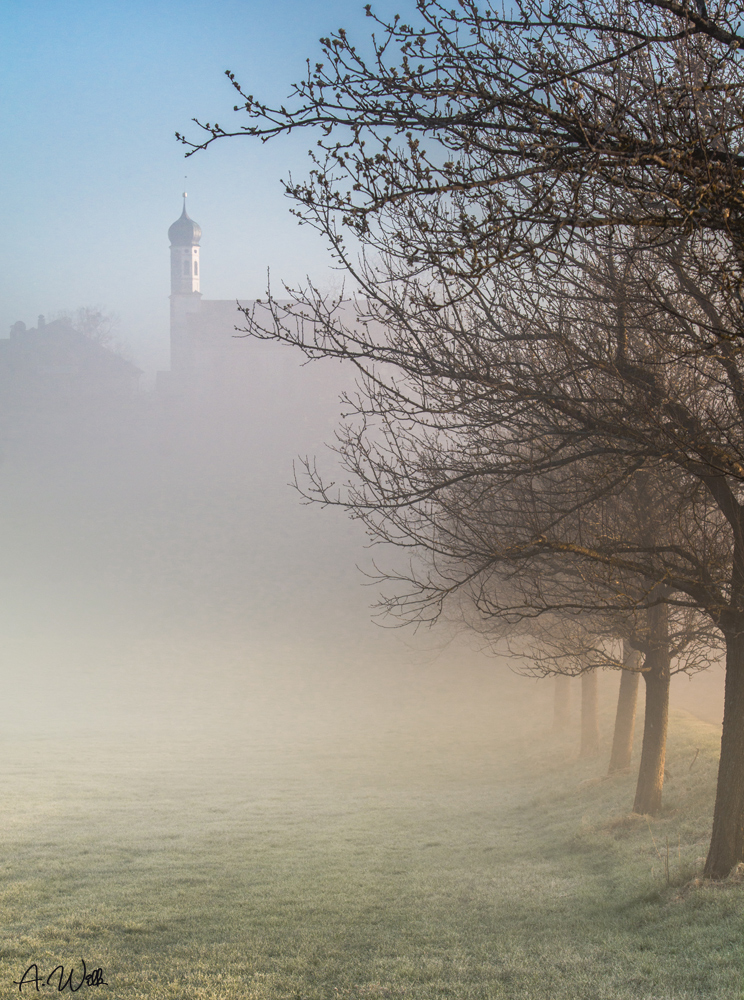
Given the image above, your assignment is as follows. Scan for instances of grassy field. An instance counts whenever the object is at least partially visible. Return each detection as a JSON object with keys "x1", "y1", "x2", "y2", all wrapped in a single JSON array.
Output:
[{"x1": 0, "y1": 692, "x2": 741, "y2": 1000}]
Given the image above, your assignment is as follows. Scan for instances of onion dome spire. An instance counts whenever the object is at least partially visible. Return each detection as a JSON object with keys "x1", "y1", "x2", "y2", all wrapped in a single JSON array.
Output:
[{"x1": 168, "y1": 192, "x2": 202, "y2": 246}]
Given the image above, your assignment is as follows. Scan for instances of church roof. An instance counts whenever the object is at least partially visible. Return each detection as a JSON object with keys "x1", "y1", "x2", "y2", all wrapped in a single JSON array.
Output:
[{"x1": 168, "y1": 198, "x2": 201, "y2": 246}]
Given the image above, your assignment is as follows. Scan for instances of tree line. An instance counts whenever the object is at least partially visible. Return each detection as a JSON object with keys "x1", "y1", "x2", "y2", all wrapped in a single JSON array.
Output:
[{"x1": 183, "y1": 0, "x2": 744, "y2": 879}]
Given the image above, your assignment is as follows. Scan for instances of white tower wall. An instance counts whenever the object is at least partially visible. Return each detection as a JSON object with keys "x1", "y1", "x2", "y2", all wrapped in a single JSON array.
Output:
[
  {"x1": 167, "y1": 197, "x2": 203, "y2": 379},
  {"x1": 170, "y1": 243, "x2": 200, "y2": 295}
]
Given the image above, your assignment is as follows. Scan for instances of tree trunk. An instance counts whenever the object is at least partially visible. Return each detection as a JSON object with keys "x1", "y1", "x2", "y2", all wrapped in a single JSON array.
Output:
[
  {"x1": 553, "y1": 674, "x2": 571, "y2": 731},
  {"x1": 608, "y1": 641, "x2": 641, "y2": 774},
  {"x1": 632, "y1": 605, "x2": 670, "y2": 816},
  {"x1": 580, "y1": 669, "x2": 600, "y2": 757},
  {"x1": 704, "y1": 628, "x2": 744, "y2": 878}
]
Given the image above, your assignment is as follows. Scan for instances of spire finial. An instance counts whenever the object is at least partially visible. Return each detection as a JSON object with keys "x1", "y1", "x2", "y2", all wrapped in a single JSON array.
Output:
[{"x1": 169, "y1": 189, "x2": 201, "y2": 245}]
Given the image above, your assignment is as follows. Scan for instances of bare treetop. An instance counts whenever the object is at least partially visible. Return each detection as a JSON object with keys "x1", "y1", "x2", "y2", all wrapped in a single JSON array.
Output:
[{"x1": 183, "y1": 0, "x2": 744, "y2": 274}]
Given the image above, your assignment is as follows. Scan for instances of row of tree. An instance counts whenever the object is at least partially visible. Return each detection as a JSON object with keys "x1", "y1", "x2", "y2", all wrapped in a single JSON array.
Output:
[{"x1": 185, "y1": 0, "x2": 744, "y2": 878}]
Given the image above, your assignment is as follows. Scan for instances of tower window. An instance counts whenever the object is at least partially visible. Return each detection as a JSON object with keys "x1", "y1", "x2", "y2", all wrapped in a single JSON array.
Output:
[
  {"x1": 194, "y1": 261, "x2": 198, "y2": 276},
  {"x1": 183, "y1": 260, "x2": 190, "y2": 276}
]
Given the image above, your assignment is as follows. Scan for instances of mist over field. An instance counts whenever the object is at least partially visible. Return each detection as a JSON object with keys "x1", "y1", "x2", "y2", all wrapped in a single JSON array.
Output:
[
  {"x1": 0, "y1": 331, "x2": 737, "y2": 999},
  {"x1": 0, "y1": 344, "x2": 517, "y2": 739},
  {"x1": 0, "y1": 338, "x2": 722, "y2": 742}
]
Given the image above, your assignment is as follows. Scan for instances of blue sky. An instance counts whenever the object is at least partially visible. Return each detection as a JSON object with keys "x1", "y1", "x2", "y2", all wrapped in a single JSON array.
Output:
[{"x1": 1, "y1": 0, "x2": 400, "y2": 375}]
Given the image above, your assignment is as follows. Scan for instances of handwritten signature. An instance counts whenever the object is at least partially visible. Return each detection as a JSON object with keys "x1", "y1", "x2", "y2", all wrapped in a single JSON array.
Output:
[{"x1": 14, "y1": 960, "x2": 107, "y2": 992}]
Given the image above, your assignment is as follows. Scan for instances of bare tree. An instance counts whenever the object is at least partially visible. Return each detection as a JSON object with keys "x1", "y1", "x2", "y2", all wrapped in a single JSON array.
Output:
[
  {"x1": 54, "y1": 306, "x2": 119, "y2": 347},
  {"x1": 184, "y1": 0, "x2": 744, "y2": 279},
  {"x1": 472, "y1": 566, "x2": 717, "y2": 814},
  {"x1": 186, "y1": 0, "x2": 744, "y2": 875},
  {"x1": 608, "y1": 641, "x2": 642, "y2": 774},
  {"x1": 243, "y1": 243, "x2": 735, "y2": 852}
]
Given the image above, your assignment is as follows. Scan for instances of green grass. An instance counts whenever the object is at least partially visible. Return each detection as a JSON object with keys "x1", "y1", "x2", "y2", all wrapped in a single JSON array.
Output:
[{"x1": 0, "y1": 706, "x2": 741, "y2": 1000}]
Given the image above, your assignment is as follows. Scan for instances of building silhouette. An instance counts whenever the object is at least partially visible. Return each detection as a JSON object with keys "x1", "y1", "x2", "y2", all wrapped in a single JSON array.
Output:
[{"x1": 0, "y1": 315, "x2": 142, "y2": 408}]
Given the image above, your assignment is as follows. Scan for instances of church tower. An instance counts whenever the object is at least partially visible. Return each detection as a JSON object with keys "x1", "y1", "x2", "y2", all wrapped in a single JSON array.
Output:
[
  {"x1": 169, "y1": 193, "x2": 201, "y2": 294},
  {"x1": 168, "y1": 194, "x2": 202, "y2": 377}
]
